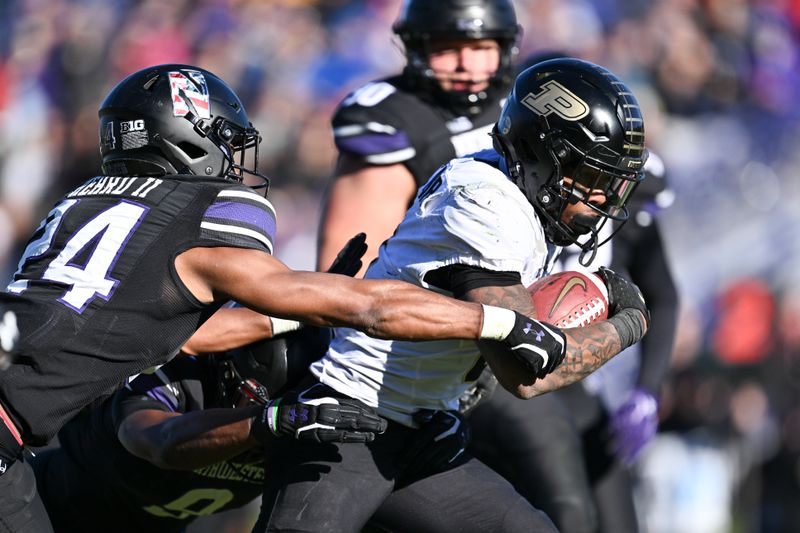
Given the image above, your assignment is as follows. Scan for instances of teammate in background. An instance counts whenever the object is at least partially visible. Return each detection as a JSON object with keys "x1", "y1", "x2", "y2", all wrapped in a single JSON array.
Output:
[
  {"x1": 0, "y1": 64, "x2": 573, "y2": 532},
  {"x1": 317, "y1": 0, "x2": 520, "y2": 275},
  {"x1": 257, "y1": 58, "x2": 652, "y2": 533}
]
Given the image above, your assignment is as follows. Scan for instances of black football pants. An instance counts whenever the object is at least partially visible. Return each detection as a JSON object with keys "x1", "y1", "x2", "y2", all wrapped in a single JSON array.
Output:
[
  {"x1": 470, "y1": 383, "x2": 639, "y2": 533},
  {"x1": 254, "y1": 415, "x2": 557, "y2": 533},
  {"x1": 0, "y1": 459, "x2": 53, "y2": 533}
]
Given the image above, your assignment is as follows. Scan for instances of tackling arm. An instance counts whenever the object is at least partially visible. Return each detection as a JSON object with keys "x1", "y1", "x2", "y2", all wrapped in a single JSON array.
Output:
[
  {"x1": 316, "y1": 155, "x2": 417, "y2": 276},
  {"x1": 175, "y1": 246, "x2": 486, "y2": 342},
  {"x1": 181, "y1": 307, "x2": 274, "y2": 356},
  {"x1": 117, "y1": 406, "x2": 262, "y2": 471}
]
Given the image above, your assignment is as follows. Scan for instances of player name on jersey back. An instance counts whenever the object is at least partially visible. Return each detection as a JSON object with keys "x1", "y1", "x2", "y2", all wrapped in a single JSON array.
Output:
[{"x1": 67, "y1": 176, "x2": 173, "y2": 203}]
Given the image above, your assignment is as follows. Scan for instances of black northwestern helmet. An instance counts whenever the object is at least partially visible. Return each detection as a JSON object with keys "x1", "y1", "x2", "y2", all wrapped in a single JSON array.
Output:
[
  {"x1": 218, "y1": 327, "x2": 332, "y2": 407},
  {"x1": 493, "y1": 58, "x2": 647, "y2": 253},
  {"x1": 99, "y1": 64, "x2": 268, "y2": 191},
  {"x1": 393, "y1": 0, "x2": 520, "y2": 115}
]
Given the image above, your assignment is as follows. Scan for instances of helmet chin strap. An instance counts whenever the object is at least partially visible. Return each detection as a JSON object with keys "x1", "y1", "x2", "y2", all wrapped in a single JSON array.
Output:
[
  {"x1": 578, "y1": 225, "x2": 599, "y2": 267},
  {"x1": 571, "y1": 213, "x2": 600, "y2": 267}
]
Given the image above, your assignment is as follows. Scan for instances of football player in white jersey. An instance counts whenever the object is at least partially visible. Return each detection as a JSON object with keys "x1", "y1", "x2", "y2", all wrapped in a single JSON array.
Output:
[
  {"x1": 255, "y1": 58, "x2": 652, "y2": 533},
  {"x1": 470, "y1": 151, "x2": 678, "y2": 533}
]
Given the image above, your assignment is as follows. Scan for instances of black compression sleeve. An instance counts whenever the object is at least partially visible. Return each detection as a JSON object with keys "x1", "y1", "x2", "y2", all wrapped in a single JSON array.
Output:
[
  {"x1": 624, "y1": 224, "x2": 679, "y2": 393},
  {"x1": 424, "y1": 264, "x2": 521, "y2": 298}
]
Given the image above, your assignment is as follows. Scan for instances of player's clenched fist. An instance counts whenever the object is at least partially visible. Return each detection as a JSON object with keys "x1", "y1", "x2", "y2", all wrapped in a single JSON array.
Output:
[{"x1": 479, "y1": 305, "x2": 567, "y2": 378}]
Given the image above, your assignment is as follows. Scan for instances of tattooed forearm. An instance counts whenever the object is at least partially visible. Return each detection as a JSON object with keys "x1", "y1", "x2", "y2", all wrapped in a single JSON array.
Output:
[
  {"x1": 462, "y1": 282, "x2": 626, "y2": 399},
  {"x1": 528, "y1": 321, "x2": 623, "y2": 395},
  {"x1": 464, "y1": 284, "x2": 536, "y2": 316}
]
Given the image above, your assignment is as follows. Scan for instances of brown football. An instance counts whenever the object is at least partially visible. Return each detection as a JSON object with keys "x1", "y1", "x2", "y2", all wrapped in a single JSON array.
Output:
[{"x1": 528, "y1": 271, "x2": 609, "y2": 328}]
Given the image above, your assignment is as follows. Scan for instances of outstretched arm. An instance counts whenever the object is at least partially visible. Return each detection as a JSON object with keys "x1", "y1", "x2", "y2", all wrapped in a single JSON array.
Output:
[
  {"x1": 175, "y1": 246, "x2": 576, "y2": 377},
  {"x1": 176, "y1": 246, "x2": 486, "y2": 342},
  {"x1": 182, "y1": 232, "x2": 368, "y2": 355},
  {"x1": 181, "y1": 307, "x2": 275, "y2": 355}
]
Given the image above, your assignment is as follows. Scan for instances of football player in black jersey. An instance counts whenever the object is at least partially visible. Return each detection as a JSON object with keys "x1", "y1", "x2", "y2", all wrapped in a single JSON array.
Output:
[
  {"x1": 0, "y1": 64, "x2": 581, "y2": 532},
  {"x1": 32, "y1": 330, "x2": 356, "y2": 533},
  {"x1": 317, "y1": 0, "x2": 520, "y2": 275}
]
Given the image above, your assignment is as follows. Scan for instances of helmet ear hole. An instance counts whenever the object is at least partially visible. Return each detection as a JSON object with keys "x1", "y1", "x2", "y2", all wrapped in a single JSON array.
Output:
[
  {"x1": 553, "y1": 139, "x2": 570, "y2": 162},
  {"x1": 177, "y1": 141, "x2": 207, "y2": 160}
]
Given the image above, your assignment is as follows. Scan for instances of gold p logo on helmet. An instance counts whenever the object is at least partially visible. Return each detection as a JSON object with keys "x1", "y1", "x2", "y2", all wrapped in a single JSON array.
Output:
[{"x1": 521, "y1": 80, "x2": 589, "y2": 121}]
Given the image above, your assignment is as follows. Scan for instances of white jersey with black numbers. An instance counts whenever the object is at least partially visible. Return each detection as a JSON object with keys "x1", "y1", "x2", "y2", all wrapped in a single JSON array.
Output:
[{"x1": 310, "y1": 149, "x2": 556, "y2": 426}]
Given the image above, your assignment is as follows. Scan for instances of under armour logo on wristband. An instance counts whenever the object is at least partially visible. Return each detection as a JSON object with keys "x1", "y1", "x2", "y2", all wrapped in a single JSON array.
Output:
[
  {"x1": 0, "y1": 459, "x2": 7, "y2": 475},
  {"x1": 288, "y1": 407, "x2": 309, "y2": 424}
]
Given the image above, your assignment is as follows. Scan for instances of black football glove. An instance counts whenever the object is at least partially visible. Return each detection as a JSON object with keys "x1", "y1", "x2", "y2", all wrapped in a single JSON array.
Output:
[
  {"x1": 251, "y1": 382, "x2": 387, "y2": 443},
  {"x1": 594, "y1": 267, "x2": 650, "y2": 327},
  {"x1": 503, "y1": 312, "x2": 567, "y2": 378},
  {"x1": 399, "y1": 409, "x2": 470, "y2": 480},
  {"x1": 458, "y1": 366, "x2": 498, "y2": 414},
  {"x1": 0, "y1": 309, "x2": 18, "y2": 371},
  {"x1": 327, "y1": 232, "x2": 367, "y2": 277}
]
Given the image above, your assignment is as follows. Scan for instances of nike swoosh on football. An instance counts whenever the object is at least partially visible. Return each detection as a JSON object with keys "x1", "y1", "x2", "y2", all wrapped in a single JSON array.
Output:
[{"x1": 550, "y1": 277, "x2": 587, "y2": 320}]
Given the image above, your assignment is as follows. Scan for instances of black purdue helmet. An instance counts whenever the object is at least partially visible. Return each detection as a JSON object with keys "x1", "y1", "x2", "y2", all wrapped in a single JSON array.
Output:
[
  {"x1": 493, "y1": 58, "x2": 647, "y2": 255},
  {"x1": 99, "y1": 64, "x2": 268, "y2": 191},
  {"x1": 393, "y1": 0, "x2": 520, "y2": 115}
]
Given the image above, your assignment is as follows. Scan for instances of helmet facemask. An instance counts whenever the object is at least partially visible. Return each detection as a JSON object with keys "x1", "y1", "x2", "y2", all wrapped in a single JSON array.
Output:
[
  {"x1": 400, "y1": 36, "x2": 517, "y2": 115},
  {"x1": 217, "y1": 354, "x2": 270, "y2": 409},
  {"x1": 537, "y1": 133, "x2": 645, "y2": 251}
]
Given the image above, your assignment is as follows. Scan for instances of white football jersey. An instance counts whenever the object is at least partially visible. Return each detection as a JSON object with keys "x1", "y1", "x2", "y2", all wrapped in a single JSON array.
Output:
[{"x1": 311, "y1": 149, "x2": 557, "y2": 426}]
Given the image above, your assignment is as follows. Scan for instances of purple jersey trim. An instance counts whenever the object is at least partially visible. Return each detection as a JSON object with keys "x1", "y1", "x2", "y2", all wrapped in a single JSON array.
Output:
[
  {"x1": 146, "y1": 387, "x2": 179, "y2": 412},
  {"x1": 203, "y1": 201, "x2": 277, "y2": 242},
  {"x1": 335, "y1": 131, "x2": 412, "y2": 157}
]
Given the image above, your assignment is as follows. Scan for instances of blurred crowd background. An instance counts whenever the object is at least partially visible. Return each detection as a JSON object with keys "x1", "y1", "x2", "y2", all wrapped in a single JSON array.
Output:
[{"x1": 2, "y1": 0, "x2": 800, "y2": 531}]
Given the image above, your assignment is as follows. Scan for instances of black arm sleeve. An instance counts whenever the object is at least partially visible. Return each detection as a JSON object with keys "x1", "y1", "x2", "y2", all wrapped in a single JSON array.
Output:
[
  {"x1": 621, "y1": 223, "x2": 679, "y2": 394},
  {"x1": 424, "y1": 264, "x2": 522, "y2": 299}
]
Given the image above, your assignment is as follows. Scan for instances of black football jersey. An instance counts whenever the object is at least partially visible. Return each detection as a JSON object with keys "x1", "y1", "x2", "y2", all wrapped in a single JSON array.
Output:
[
  {"x1": 332, "y1": 75, "x2": 503, "y2": 189},
  {"x1": 34, "y1": 356, "x2": 264, "y2": 533},
  {"x1": 0, "y1": 175, "x2": 276, "y2": 444}
]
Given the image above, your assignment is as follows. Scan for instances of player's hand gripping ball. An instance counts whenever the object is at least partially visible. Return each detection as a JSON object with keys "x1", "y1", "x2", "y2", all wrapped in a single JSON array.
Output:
[{"x1": 528, "y1": 271, "x2": 609, "y2": 327}]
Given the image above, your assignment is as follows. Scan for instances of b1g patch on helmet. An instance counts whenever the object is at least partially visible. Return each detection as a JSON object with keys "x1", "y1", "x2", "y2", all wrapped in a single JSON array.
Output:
[
  {"x1": 169, "y1": 70, "x2": 211, "y2": 119},
  {"x1": 521, "y1": 80, "x2": 589, "y2": 121},
  {"x1": 120, "y1": 119, "x2": 148, "y2": 150}
]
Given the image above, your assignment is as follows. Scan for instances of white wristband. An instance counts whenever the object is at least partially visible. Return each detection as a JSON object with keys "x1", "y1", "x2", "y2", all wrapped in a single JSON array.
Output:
[
  {"x1": 479, "y1": 305, "x2": 516, "y2": 340},
  {"x1": 269, "y1": 317, "x2": 302, "y2": 337}
]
